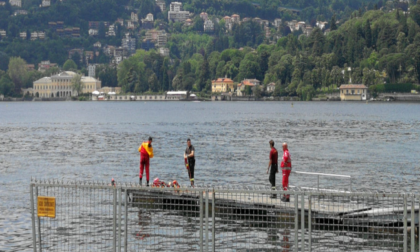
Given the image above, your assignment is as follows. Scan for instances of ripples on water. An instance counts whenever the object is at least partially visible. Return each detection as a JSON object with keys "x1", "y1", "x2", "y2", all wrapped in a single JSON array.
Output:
[{"x1": 0, "y1": 101, "x2": 419, "y2": 251}]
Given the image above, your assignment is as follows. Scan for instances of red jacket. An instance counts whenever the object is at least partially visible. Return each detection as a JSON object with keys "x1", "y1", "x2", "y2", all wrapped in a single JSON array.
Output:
[
  {"x1": 281, "y1": 149, "x2": 291, "y2": 168},
  {"x1": 139, "y1": 142, "x2": 154, "y2": 158}
]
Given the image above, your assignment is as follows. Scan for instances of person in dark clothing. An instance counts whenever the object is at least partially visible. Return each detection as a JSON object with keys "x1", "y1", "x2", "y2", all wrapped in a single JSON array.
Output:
[
  {"x1": 267, "y1": 140, "x2": 278, "y2": 199},
  {"x1": 184, "y1": 138, "x2": 195, "y2": 186}
]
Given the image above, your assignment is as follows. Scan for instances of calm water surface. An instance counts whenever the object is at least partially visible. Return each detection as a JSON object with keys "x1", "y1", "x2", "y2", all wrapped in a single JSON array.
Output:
[{"x1": 1, "y1": 101, "x2": 420, "y2": 251}]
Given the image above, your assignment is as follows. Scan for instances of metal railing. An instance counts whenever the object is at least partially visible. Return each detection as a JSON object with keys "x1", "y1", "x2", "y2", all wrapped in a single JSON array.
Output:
[
  {"x1": 291, "y1": 170, "x2": 353, "y2": 192},
  {"x1": 30, "y1": 179, "x2": 419, "y2": 252}
]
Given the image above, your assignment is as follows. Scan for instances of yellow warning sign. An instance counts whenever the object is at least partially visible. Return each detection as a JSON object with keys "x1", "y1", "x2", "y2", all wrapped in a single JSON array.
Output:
[{"x1": 37, "y1": 196, "x2": 56, "y2": 218}]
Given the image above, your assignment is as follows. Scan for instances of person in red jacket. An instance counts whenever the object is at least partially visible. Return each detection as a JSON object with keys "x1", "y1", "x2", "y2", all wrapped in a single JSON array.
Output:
[
  {"x1": 138, "y1": 137, "x2": 154, "y2": 186},
  {"x1": 281, "y1": 142, "x2": 292, "y2": 202}
]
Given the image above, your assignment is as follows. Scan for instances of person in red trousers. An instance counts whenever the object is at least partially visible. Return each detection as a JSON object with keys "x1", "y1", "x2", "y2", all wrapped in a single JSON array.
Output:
[
  {"x1": 280, "y1": 142, "x2": 292, "y2": 202},
  {"x1": 139, "y1": 137, "x2": 154, "y2": 186}
]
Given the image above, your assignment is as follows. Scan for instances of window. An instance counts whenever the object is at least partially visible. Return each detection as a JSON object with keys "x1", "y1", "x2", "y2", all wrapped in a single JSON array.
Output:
[{"x1": 351, "y1": 90, "x2": 354, "y2": 94}]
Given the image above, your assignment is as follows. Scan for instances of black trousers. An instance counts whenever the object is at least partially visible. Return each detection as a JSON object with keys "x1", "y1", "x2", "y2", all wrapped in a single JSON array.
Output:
[
  {"x1": 269, "y1": 163, "x2": 278, "y2": 188},
  {"x1": 188, "y1": 159, "x2": 195, "y2": 182}
]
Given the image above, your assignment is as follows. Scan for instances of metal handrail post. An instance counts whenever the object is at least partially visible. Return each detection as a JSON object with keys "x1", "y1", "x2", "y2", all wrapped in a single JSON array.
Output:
[
  {"x1": 199, "y1": 191, "x2": 203, "y2": 252},
  {"x1": 113, "y1": 187, "x2": 117, "y2": 252},
  {"x1": 30, "y1": 184, "x2": 37, "y2": 252},
  {"x1": 294, "y1": 193, "x2": 298, "y2": 252},
  {"x1": 410, "y1": 195, "x2": 414, "y2": 251},
  {"x1": 35, "y1": 187, "x2": 42, "y2": 252},
  {"x1": 124, "y1": 189, "x2": 128, "y2": 252},
  {"x1": 212, "y1": 189, "x2": 215, "y2": 252},
  {"x1": 403, "y1": 195, "x2": 407, "y2": 252},
  {"x1": 301, "y1": 194, "x2": 305, "y2": 251},
  {"x1": 205, "y1": 191, "x2": 209, "y2": 252},
  {"x1": 317, "y1": 176, "x2": 319, "y2": 191},
  {"x1": 308, "y1": 195, "x2": 312, "y2": 252},
  {"x1": 118, "y1": 188, "x2": 122, "y2": 252}
]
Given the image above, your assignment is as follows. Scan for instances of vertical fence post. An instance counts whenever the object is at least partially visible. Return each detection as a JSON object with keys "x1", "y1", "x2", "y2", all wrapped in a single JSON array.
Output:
[
  {"x1": 118, "y1": 188, "x2": 122, "y2": 252},
  {"x1": 411, "y1": 195, "x2": 415, "y2": 252},
  {"x1": 317, "y1": 176, "x2": 319, "y2": 191},
  {"x1": 403, "y1": 194, "x2": 407, "y2": 252},
  {"x1": 294, "y1": 192, "x2": 298, "y2": 252},
  {"x1": 308, "y1": 194, "x2": 312, "y2": 252},
  {"x1": 212, "y1": 189, "x2": 215, "y2": 252},
  {"x1": 30, "y1": 184, "x2": 37, "y2": 252},
  {"x1": 199, "y1": 191, "x2": 203, "y2": 252},
  {"x1": 113, "y1": 187, "x2": 117, "y2": 252},
  {"x1": 35, "y1": 186, "x2": 42, "y2": 252},
  {"x1": 205, "y1": 190, "x2": 209, "y2": 252},
  {"x1": 124, "y1": 189, "x2": 128, "y2": 252},
  {"x1": 301, "y1": 194, "x2": 306, "y2": 251}
]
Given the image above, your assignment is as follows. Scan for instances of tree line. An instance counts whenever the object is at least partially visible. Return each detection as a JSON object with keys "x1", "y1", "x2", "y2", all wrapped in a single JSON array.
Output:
[{"x1": 114, "y1": 5, "x2": 420, "y2": 99}]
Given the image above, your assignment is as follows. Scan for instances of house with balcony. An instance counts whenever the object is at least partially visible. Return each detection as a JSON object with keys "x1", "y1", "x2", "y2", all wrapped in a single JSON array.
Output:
[
  {"x1": 212, "y1": 77, "x2": 234, "y2": 93},
  {"x1": 339, "y1": 84, "x2": 368, "y2": 101}
]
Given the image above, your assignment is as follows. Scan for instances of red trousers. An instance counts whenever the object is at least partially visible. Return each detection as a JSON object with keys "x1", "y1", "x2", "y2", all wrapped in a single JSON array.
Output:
[
  {"x1": 282, "y1": 169, "x2": 291, "y2": 199},
  {"x1": 140, "y1": 153, "x2": 150, "y2": 181}
]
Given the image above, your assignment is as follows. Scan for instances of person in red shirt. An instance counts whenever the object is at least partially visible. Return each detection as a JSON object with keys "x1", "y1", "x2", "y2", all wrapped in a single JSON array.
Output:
[
  {"x1": 267, "y1": 140, "x2": 278, "y2": 199},
  {"x1": 281, "y1": 142, "x2": 292, "y2": 202},
  {"x1": 138, "y1": 137, "x2": 154, "y2": 186}
]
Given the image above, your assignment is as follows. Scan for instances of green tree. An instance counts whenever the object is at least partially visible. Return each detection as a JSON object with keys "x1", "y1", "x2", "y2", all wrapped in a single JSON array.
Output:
[
  {"x1": 148, "y1": 73, "x2": 158, "y2": 92},
  {"x1": 0, "y1": 75, "x2": 14, "y2": 96},
  {"x1": 198, "y1": 53, "x2": 210, "y2": 91},
  {"x1": 0, "y1": 52, "x2": 9, "y2": 71},
  {"x1": 330, "y1": 14, "x2": 337, "y2": 31},
  {"x1": 364, "y1": 19, "x2": 372, "y2": 48},
  {"x1": 410, "y1": 1, "x2": 420, "y2": 26},
  {"x1": 253, "y1": 85, "x2": 261, "y2": 98},
  {"x1": 63, "y1": 59, "x2": 78, "y2": 71},
  {"x1": 272, "y1": 81, "x2": 283, "y2": 97},
  {"x1": 193, "y1": 17, "x2": 204, "y2": 32},
  {"x1": 8, "y1": 57, "x2": 27, "y2": 94},
  {"x1": 71, "y1": 74, "x2": 83, "y2": 96}
]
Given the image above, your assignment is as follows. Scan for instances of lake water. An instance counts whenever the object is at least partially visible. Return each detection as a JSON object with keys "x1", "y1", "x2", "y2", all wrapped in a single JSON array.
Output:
[{"x1": 1, "y1": 101, "x2": 420, "y2": 251}]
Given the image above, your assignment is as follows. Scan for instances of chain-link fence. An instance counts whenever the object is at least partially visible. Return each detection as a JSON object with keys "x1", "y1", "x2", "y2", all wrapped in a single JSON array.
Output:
[{"x1": 30, "y1": 179, "x2": 420, "y2": 252}]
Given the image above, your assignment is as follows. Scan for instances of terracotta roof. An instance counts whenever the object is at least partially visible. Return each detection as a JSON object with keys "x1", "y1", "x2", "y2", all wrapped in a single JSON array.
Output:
[
  {"x1": 268, "y1": 82, "x2": 275, "y2": 86},
  {"x1": 340, "y1": 84, "x2": 367, "y2": 89},
  {"x1": 241, "y1": 80, "x2": 256, "y2": 86},
  {"x1": 232, "y1": 14, "x2": 239, "y2": 17},
  {"x1": 212, "y1": 78, "x2": 234, "y2": 83}
]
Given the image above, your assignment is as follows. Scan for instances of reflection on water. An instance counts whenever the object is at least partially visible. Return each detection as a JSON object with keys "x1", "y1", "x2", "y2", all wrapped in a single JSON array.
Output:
[{"x1": 1, "y1": 101, "x2": 420, "y2": 251}]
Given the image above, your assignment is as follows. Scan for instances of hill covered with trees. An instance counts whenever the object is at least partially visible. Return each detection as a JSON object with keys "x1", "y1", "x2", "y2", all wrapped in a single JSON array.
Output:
[{"x1": 1, "y1": 0, "x2": 420, "y2": 98}]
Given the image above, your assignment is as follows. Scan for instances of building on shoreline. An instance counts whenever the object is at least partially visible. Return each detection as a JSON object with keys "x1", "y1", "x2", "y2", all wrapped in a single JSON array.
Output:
[
  {"x1": 32, "y1": 71, "x2": 101, "y2": 98},
  {"x1": 236, "y1": 79, "x2": 261, "y2": 96},
  {"x1": 98, "y1": 86, "x2": 121, "y2": 94},
  {"x1": 339, "y1": 84, "x2": 368, "y2": 101},
  {"x1": 211, "y1": 77, "x2": 234, "y2": 93}
]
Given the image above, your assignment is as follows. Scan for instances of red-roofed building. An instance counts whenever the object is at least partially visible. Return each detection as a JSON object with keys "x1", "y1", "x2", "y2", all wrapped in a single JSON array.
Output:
[
  {"x1": 237, "y1": 79, "x2": 260, "y2": 96},
  {"x1": 212, "y1": 77, "x2": 234, "y2": 93}
]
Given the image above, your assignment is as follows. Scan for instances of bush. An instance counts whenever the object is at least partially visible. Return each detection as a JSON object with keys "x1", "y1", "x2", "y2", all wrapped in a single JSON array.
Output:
[{"x1": 369, "y1": 83, "x2": 414, "y2": 93}]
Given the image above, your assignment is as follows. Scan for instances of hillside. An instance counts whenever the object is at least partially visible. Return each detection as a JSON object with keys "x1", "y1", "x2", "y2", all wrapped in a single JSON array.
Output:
[{"x1": 0, "y1": 0, "x2": 419, "y2": 98}]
